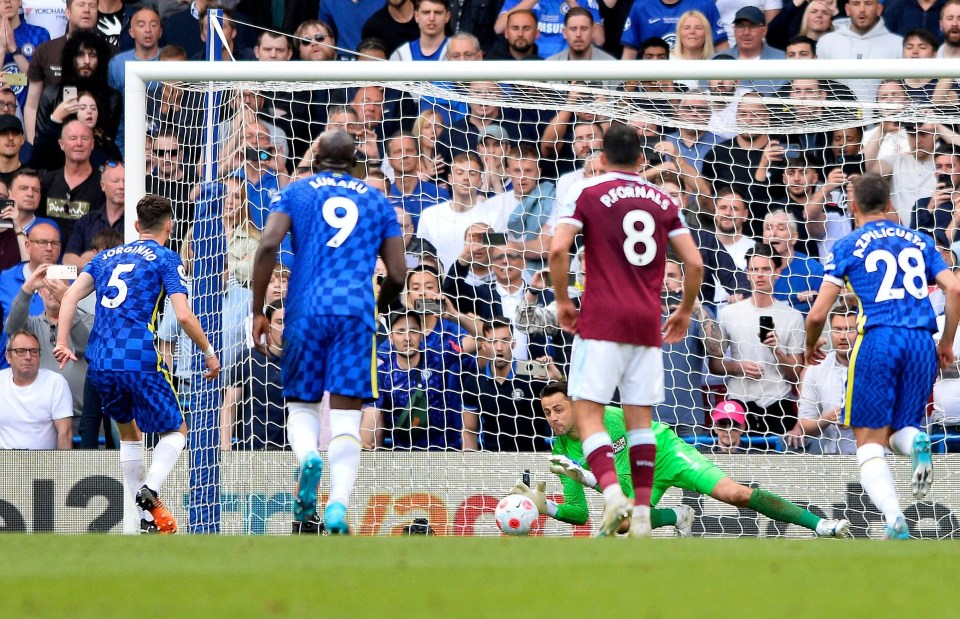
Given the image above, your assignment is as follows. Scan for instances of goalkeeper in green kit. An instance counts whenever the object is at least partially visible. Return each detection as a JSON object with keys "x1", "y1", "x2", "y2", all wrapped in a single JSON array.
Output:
[{"x1": 513, "y1": 382, "x2": 850, "y2": 537}]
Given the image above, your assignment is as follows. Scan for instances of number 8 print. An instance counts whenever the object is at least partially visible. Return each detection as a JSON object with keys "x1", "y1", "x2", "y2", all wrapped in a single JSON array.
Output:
[{"x1": 622, "y1": 209, "x2": 657, "y2": 267}]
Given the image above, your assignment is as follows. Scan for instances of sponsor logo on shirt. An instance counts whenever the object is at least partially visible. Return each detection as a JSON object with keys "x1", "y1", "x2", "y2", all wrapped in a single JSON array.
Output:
[{"x1": 612, "y1": 436, "x2": 626, "y2": 454}]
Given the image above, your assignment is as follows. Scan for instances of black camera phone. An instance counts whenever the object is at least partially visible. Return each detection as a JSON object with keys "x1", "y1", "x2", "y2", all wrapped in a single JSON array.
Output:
[{"x1": 759, "y1": 315, "x2": 775, "y2": 342}]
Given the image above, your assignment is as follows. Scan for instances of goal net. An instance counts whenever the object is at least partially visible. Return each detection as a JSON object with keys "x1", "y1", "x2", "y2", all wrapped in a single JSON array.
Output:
[{"x1": 126, "y1": 53, "x2": 960, "y2": 538}]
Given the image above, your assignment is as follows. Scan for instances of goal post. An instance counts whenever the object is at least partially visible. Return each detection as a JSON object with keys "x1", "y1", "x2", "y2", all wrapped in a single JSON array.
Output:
[{"x1": 123, "y1": 56, "x2": 960, "y2": 536}]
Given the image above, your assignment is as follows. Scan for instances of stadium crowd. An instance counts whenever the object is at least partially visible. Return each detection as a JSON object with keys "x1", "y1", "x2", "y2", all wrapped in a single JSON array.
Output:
[{"x1": 2, "y1": 0, "x2": 960, "y2": 455}]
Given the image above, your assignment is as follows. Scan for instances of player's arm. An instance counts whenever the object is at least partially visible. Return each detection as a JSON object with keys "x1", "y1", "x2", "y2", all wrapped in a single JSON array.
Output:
[
  {"x1": 936, "y1": 269, "x2": 960, "y2": 368},
  {"x1": 251, "y1": 211, "x2": 292, "y2": 353},
  {"x1": 804, "y1": 280, "x2": 842, "y2": 366},
  {"x1": 548, "y1": 223, "x2": 579, "y2": 332},
  {"x1": 378, "y1": 235, "x2": 406, "y2": 316},
  {"x1": 462, "y1": 408, "x2": 480, "y2": 451},
  {"x1": 663, "y1": 231, "x2": 704, "y2": 344},
  {"x1": 168, "y1": 292, "x2": 220, "y2": 379},
  {"x1": 53, "y1": 272, "x2": 96, "y2": 367}
]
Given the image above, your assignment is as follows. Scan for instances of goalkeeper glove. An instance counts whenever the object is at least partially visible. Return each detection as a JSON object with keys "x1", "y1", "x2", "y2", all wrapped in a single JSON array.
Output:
[
  {"x1": 549, "y1": 455, "x2": 598, "y2": 489},
  {"x1": 510, "y1": 480, "x2": 548, "y2": 514}
]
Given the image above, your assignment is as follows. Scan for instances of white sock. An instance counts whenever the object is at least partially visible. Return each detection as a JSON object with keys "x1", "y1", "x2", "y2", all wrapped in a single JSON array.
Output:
[
  {"x1": 327, "y1": 409, "x2": 361, "y2": 507},
  {"x1": 857, "y1": 443, "x2": 903, "y2": 526},
  {"x1": 119, "y1": 440, "x2": 149, "y2": 520},
  {"x1": 626, "y1": 428, "x2": 655, "y2": 447},
  {"x1": 287, "y1": 402, "x2": 322, "y2": 463},
  {"x1": 889, "y1": 426, "x2": 920, "y2": 456},
  {"x1": 143, "y1": 432, "x2": 186, "y2": 493},
  {"x1": 632, "y1": 505, "x2": 650, "y2": 519}
]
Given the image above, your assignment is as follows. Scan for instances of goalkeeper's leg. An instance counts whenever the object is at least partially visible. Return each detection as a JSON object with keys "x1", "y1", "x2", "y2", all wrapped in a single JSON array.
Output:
[
  {"x1": 710, "y1": 478, "x2": 849, "y2": 537},
  {"x1": 325, "y1": 403, "x2": 363, "y2": 535},
  {"x1": 288, "y1": 401, "x2": 323, "y2": 523}
]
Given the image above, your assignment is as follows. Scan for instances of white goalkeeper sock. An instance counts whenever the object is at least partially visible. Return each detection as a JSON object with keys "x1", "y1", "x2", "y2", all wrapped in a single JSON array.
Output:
[
  {"x1": 287, "y1": 402, "x2": 322, "y2": 464},
  {"x1": 889, "y1": 426, "x2": 920, "y2": 456},
  {"x1": 144, "y1": 432, "x2": 186, "y2": 493},
  {"x1": 327, "y1": 409, "x2": 362, "y2": 507},
  {"x1": 119, "y1": 440, "x2": 150, "y2": 520},
  {"x1": 857, "y1": 442, "x2": 903, "y2": 526}
]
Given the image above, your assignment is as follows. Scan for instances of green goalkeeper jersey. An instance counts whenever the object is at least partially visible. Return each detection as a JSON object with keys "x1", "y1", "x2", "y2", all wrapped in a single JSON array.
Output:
[{"x1": 551, "y1": 406, "x2": 723, "y2": 525}]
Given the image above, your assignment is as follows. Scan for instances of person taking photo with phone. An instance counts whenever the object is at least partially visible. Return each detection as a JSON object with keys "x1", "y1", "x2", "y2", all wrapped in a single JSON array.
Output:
[{"x1": 710, "y1": 243, "x2": 806, "y2": 438}]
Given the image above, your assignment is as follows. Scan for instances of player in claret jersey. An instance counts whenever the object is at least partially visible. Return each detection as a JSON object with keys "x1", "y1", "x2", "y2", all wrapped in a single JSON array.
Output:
[
  {"x1": 806, "y1": 174, "x2": 960, "y2": 540},
  {"x1": 549, "y1": 122, "x2": 704, "y2": 537},
  {"x1": 55, "y1": 194, "x2": 221, "y2": 534}
]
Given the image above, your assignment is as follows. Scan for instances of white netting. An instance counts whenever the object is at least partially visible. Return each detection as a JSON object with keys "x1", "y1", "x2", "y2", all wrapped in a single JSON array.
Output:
[{"x1": 137, "y1": 53, "x2": 960, "y2": 535}]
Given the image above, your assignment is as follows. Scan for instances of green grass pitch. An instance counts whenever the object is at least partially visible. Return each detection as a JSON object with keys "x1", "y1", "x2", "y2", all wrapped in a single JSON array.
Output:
[{"x1": 1, "y1": 536, "x2": 957, "y2": 618}]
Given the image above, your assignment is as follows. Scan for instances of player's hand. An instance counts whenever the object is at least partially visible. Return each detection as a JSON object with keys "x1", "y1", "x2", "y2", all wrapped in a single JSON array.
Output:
[
  {"x1": 938, "y1": 337, "x2": 956, "y2": 369},
  {"x1": 556, "y1": 298, "x2": 578, "y2": 333},
  {"x1": 662, "y1": 307, "x2": 691, "y2": 344},
  {"x1": 203, "y1": 353, "x2": 221, "y2": 380},
  {"x1": 52, "y1": 344, "x2": 76, "y2": 369},
  {"x1": 510, "y1": 480, "x2": 548, "y2": 514},
  {"x1": 548, "y1": 454, "x2": 598, "y2": 489},
  {"x1": 252, "y1": 313, "x2": 270, "y2": 356},
  {"x1": 805, "y1": 339, "x2": 827, "y2": 366}
]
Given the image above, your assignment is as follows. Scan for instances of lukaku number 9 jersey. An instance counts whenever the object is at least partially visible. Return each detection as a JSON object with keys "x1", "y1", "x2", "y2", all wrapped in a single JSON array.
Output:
[
  {"x1": 824, "y1": 220, "x2": 948, "y2": 333},
  {"x1": 84, "y1": 239, "x2": 188, "y2": 373}
]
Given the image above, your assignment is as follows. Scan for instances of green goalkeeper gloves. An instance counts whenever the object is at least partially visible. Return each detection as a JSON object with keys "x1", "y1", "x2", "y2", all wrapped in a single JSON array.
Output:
[
  {"x1": 549, "y1": 455, "x2": 598, "y2": 489},
  {"x1": 510, "y1": 480, "x2": 547, "y2": 514}
]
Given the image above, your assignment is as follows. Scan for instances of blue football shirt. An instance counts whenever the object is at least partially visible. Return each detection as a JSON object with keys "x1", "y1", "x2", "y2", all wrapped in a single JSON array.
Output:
[
  {"x1": 84, "y1": 239, "x2": 188, "y2": 372},
  {"x1": 499, "y1": 0, "x2": 603, "y2": 58},
  {"x1": 6, "y1": 21, "x2": 49, "y2": 107},
  {"x1": 271, "y1": 172, "x2": 401, "y2": 327},
  {"x1": 824, "y1": 220, "x2": 947, "y2": 333},
  {"x1": 621, "y1": 0, "x2": 725, "y2": 51}
]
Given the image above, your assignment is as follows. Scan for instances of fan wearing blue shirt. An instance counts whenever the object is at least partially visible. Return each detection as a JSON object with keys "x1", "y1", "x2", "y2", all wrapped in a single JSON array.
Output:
[{"x1": 621, "y1": 0, "x2": 726, "y2": 58}]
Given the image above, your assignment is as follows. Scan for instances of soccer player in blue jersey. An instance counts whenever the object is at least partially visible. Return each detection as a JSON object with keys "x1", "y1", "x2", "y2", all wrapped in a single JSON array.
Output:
[
  {"x1": 54, "y1": 195, "x2": 221, "y2": 534},
  {"x1": 806, "y1": 174, "x2": 960, "y2": 540},
  {"x1": 252, "y1": 130, "x2": 407, "y2": 535}
]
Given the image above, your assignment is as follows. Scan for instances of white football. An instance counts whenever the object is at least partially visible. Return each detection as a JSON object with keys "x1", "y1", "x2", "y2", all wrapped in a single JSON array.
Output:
[{"x1": 495, "y1": 494, "x2": 539, "y2": 536}]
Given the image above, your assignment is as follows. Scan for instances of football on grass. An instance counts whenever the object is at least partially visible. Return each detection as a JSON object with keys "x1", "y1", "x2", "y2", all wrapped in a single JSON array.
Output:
[{"x1": 495, "y1": 494, "x2": 538, "y2": 536}]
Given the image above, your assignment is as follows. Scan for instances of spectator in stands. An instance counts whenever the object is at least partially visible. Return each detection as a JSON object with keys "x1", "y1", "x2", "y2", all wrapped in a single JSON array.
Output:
[
  {"x1": 862, "y1": 80, "x2": 911, "y2": 161},
  {"x1": 1, "y1": 0, "x2": 51, "y2": 111},
  {"x1": 704, "y1": 76, "x2": 742, "y2": 140},
  {"x1": 768, "y1": 150, "x2": 831, "y2": 258},
  {"x1": 24, "y1": 0, "x2": 97, "y2": 144},
  {"x1": 253, "y1": 30, "x2": 292, "y2": 62},
  {"x1": 106, "y1": 6, "x2": 161, "y2": 94},
  {"x1": 713, "y1": 243, "x2": 804, "y2": 436},
  {"x1": 717, "y1": 8, "x2": 785, "y2": 95},
  {"x1": 476, "y1": 124, "x2": 512, "y2": 196},
  {"x1": 913, "y1": 147, "x2": 960, "y2": 239},
  {"x1": 546, "y1": 7, "x2": 612, "y2": 61},
  {"x1": 767, "y1": 0, "x2": 838, "y2": 50},
  {"x1": 485, "y1": 9, "x2": 540, "y2": 60},
  {"x1": 222, "y1": 176, "x2": 260, "y2": 288},
  {"x1": 622, "y1": 0, "x2": 726, "y2": 58},
  {"x1": 494, "y1": 143, "x2": 556, "y2": 272},
  {"x1": 6, "y1": 262, "x2": 91, "y2": 421},
  {"x1": 864, "y1": 121, "x2": 943, "y2": 226},
  {"x1": 320, "y1": 0, "x2": 382, "y2": 55},
  {"x1": 375, "y1": 311, "x2": 464, "y2": 450},
  {"x1": 63, "y1": 159, "x2": 122, "y2": 268},
  {"x1": 658, "y1": 256, "x2": 721, "y2": 435},
  {"x1": 165, "y1": 3, "x2": 255, "y2": 60},
  {"x1": 461, "y1": 316, "x2": 558, "y2": 451},
  {"x1": 390, "y1": 0, "x2": 450, "y2": 61},
  {"x1": 714, "y1": 185, "x2": 755, "y2": 270},
  {"x1": 787, "y1": 301, "x2": 857, "y2": 454},
  {"x1": 443, "y1": 223, "x2": 502, "y2": 320},
  {"x1": 293, "y1": 18, "x2": 338, "y2": 62},
  {"x1": 145, "y1": 129, "x2": 196, "y2": 249},
  {"x1": 554, "y1": 122, "x2": 603, "y2": 204},
  {"x1": 489, "y1": 241, "x2": 531, "y2": 334},
  {"x1": 385, "y1": 131, "x2": 451, "y2": 225},
  {"x1": 0, "y1": 113, "x2": 24, "y2": 186},
  {"x1": 413, "y1": 110, "x2": 449, "y2": 189},
  {"x1": 762, "y1": 209, "x2": 824, "y2": 314},
  {"x1": 39, "y1": 119, "x2": 105, "y2": 245},
  {"x1": 0, "y1": 167, "x2": 51, "y2": 270},
  {"x1": 496, "y1": 0, "x2": 603, "y2": 58},
  {"x1": 701, "y1": 92, "x2": 781, "y2": 226},
  {"x1": 440, "y1": 79, "x2": 530, "y2": 167},
  {"x1": 882, "y1": 0, "x2": 949, "y2": 42},
  {"x1": 939, "y1": 0, "x2": 960, "y2": 57},
  {"x1": 709, "y1": 400, "x2": 747, "y2": 454},
  {"x1": 0, "y1": 329, "x2": 72, "y2": 449},
  {"x1": 31, "y1": 90, "x2": 121, "y2": 171},
  {"x1": 817, "y1": 0, "x2": 903, "y2": 109},
  {"x1": 362, "y1": 0, "x2": 420, "y2": 57},
  {"x1": 35, "y1": 29, "x2": 121, "y2": 151},
  {"x1": 417, "y1": 152, "x2": 502, "y2": 275},
  {"x1": 351, "y1": 84, "x2": 397, "y2": 147},
  {"x1": 232, "y1": 119, "x2": 284, "y2": 229},
  {"x1": 223, "y1": 301, "x2": 286, "y2": 450},
  {"x1": 662, "y1": 90, "x2": 723, "y2": 173},
  {"x1": 900, "y1": 28, "x2": 949, "y2": 106},
  {"x1": 784, "y1": 34, "x2": 816, "y2": 58},
  {"x1": 671, "y1": 10, "x2": 715, "y2": 61},
  {"x1": 826, "y1": 125, "x2": 866, "y2": 176}
]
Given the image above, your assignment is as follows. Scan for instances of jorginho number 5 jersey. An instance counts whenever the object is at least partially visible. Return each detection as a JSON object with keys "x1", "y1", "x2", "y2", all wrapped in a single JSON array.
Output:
[
  {"x1": 559, "y1": 171, "x2": 688, "y2": 347},
  {"x1": 84, "y1": 239, "x2": 188, "y2": 373},
  {"x1": 824, "y1": 220, "x2": 948, "y2": 333}
]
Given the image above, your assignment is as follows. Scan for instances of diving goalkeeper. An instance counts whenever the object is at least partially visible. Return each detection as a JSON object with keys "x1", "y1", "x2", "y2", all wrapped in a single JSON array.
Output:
[{"x1": 513, "y1": 382, "x2": 850, "y2": 537}]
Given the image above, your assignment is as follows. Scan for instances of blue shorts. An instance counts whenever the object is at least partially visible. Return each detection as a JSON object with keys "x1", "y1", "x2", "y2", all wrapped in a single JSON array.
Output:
[
  {"x1": 846, "y1": 327, "x2": 937, "y2": 431},
  {"x1": 89, "y1": 369, "x2": 184, "y2": 434},
  {"x1": 281, "y1": 315, "x2": 376, "y2": 402}
]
